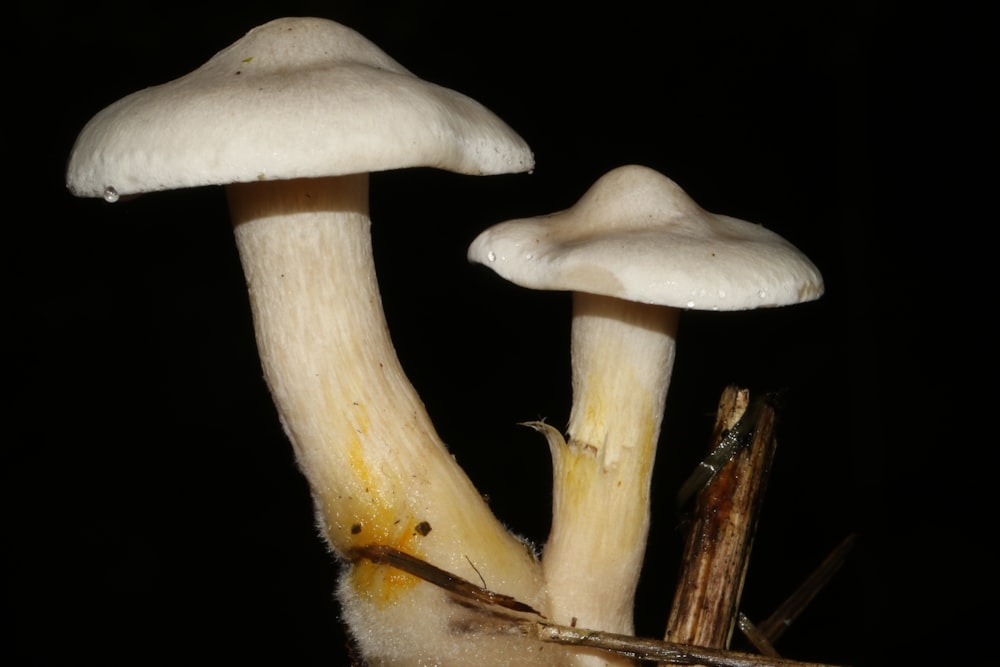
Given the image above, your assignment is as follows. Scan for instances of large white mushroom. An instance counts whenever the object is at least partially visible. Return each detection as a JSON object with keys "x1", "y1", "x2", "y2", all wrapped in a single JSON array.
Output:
[
  {"x1": 468, "y1": 164, "x2": 824, "y2": 665},
  {"x1": 67, "y1": 17, "x2": 557, "y2": 665}
]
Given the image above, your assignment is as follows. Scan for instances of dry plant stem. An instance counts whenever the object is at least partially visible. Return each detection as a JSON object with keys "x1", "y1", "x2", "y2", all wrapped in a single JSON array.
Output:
[
  {"x1": 755, "y1": 533, "x2": 857, "y2": 645},
  {"x1": 736, "y1": 614, "x2": 781, "y2": 658},
  {"x1": 665, "y1": 386, "x2": 778, "y2": 654},
  {"x1": 225, "y1": 175, "x2": 544, "y2": 597},
  {"x1": 523, "y1": 620, "x2": 840, "y2": 667}
]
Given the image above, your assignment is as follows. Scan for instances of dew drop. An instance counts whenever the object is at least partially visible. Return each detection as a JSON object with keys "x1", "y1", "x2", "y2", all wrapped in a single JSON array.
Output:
[
  {"x1": 103, "y1": 186, "x2": 119, "y2": 203},
  {"x1": 686, "y1": 300, "x2": 696, "y2": 308},
  {"x1": 487, "y1": 251, "x2": 496, "y2": 262},
  {"x1": 758, "y1": 289, "x2": 769, "y2": 299}
]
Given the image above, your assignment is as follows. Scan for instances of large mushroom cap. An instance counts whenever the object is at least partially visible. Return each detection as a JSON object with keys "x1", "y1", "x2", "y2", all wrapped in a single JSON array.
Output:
[
  {"x1": 67, "y1": 17, "x2": 533, "y2": 198},
  {"x1": 468, "y1": 164, "x2": 824, "y2": 310}
]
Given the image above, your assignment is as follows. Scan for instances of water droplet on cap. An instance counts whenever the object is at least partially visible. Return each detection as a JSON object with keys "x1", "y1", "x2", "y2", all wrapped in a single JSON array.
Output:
[
  {"x1": 103, "y1": 186, "x2": 119, "y2": 203},
  {"x1": 487, "y1": 251, "x2": 496, "y2": 262}
]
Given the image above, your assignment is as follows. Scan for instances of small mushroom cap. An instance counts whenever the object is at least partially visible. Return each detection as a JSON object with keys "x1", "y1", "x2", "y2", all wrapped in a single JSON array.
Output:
[
  {"x1": 67, "y1": 17, "x2": 533, "y2": 198},
  {"x1": 468, "y1": 165, "x2": 824, "y2": 310}
]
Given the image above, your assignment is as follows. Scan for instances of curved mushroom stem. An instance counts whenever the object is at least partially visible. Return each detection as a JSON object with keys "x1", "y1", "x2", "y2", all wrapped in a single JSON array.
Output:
[
  {"x1": 540, "y1": 292, "x2": 678, "y2": 663},
  {"x1": 225, "y1": 175, "x2": 548, "y2": 661}
]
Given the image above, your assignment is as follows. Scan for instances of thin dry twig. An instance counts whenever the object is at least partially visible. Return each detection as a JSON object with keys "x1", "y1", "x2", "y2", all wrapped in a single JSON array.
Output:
[
  {"x1": 737, "y1": 613, "x2": 782, "y2": 657},
  {"x1": 516, "y1": 619, "x2": 841, "y2": 666},
  {"x1": 752, "y1": 533, "x2": 858, "y2": 645}
]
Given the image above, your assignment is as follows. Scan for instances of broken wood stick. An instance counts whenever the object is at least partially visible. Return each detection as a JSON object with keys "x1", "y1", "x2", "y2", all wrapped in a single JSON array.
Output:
[{"x1": 665, "y1": 386, "x2": 779, "y2": 654}]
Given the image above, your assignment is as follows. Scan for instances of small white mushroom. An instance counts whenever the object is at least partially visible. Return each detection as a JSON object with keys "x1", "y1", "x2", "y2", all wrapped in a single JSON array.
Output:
[
  {"x1": 67, "y1": 17, "x2": 555, "y2": 665},
  {"x1": 468, "y1": 164, "x2": 823, "y2": 662}
]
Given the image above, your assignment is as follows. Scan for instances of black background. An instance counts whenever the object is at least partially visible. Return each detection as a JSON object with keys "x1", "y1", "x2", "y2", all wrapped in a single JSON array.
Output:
[{"x1": 9, "y1": 2, "x2": 981, "y2": 665}]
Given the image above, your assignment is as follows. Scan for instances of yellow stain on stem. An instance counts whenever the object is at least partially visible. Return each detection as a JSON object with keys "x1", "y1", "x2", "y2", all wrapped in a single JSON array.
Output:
[{"x1": 349, "y1": 522, "x2": 424, "y2": 608}]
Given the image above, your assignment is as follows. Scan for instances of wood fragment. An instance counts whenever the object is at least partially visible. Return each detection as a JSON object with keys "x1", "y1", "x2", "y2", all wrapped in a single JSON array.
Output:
[{"x1": 665, "y1": 386, "x2": 779, "y2": 654}]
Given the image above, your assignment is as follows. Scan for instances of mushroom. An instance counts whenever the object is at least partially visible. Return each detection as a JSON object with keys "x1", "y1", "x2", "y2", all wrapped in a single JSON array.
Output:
[
  {"x1": 67, "y1": 17, "x2": 554, "y2": 665},
  {"x1": 467, "y1": 164, "x2": 824, "y2": 657}
]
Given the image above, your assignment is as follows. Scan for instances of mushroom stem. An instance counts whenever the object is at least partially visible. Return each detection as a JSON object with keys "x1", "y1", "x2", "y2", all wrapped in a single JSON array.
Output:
[
  {"x1": 225, "y1": 175, "x2": 545, "y2": 617},
  {"x1": 541, "y1": 292, "x2": 678, "y2": 646}
]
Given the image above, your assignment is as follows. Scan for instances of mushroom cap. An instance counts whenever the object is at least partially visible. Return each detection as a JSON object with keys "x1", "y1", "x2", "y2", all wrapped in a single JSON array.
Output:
[
  {"x1": 66, "y1": 17, "x2": 533, "y2": 198},
  {"x1": 468, "y1": 165, "x2": 824, "y2": 311}
]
